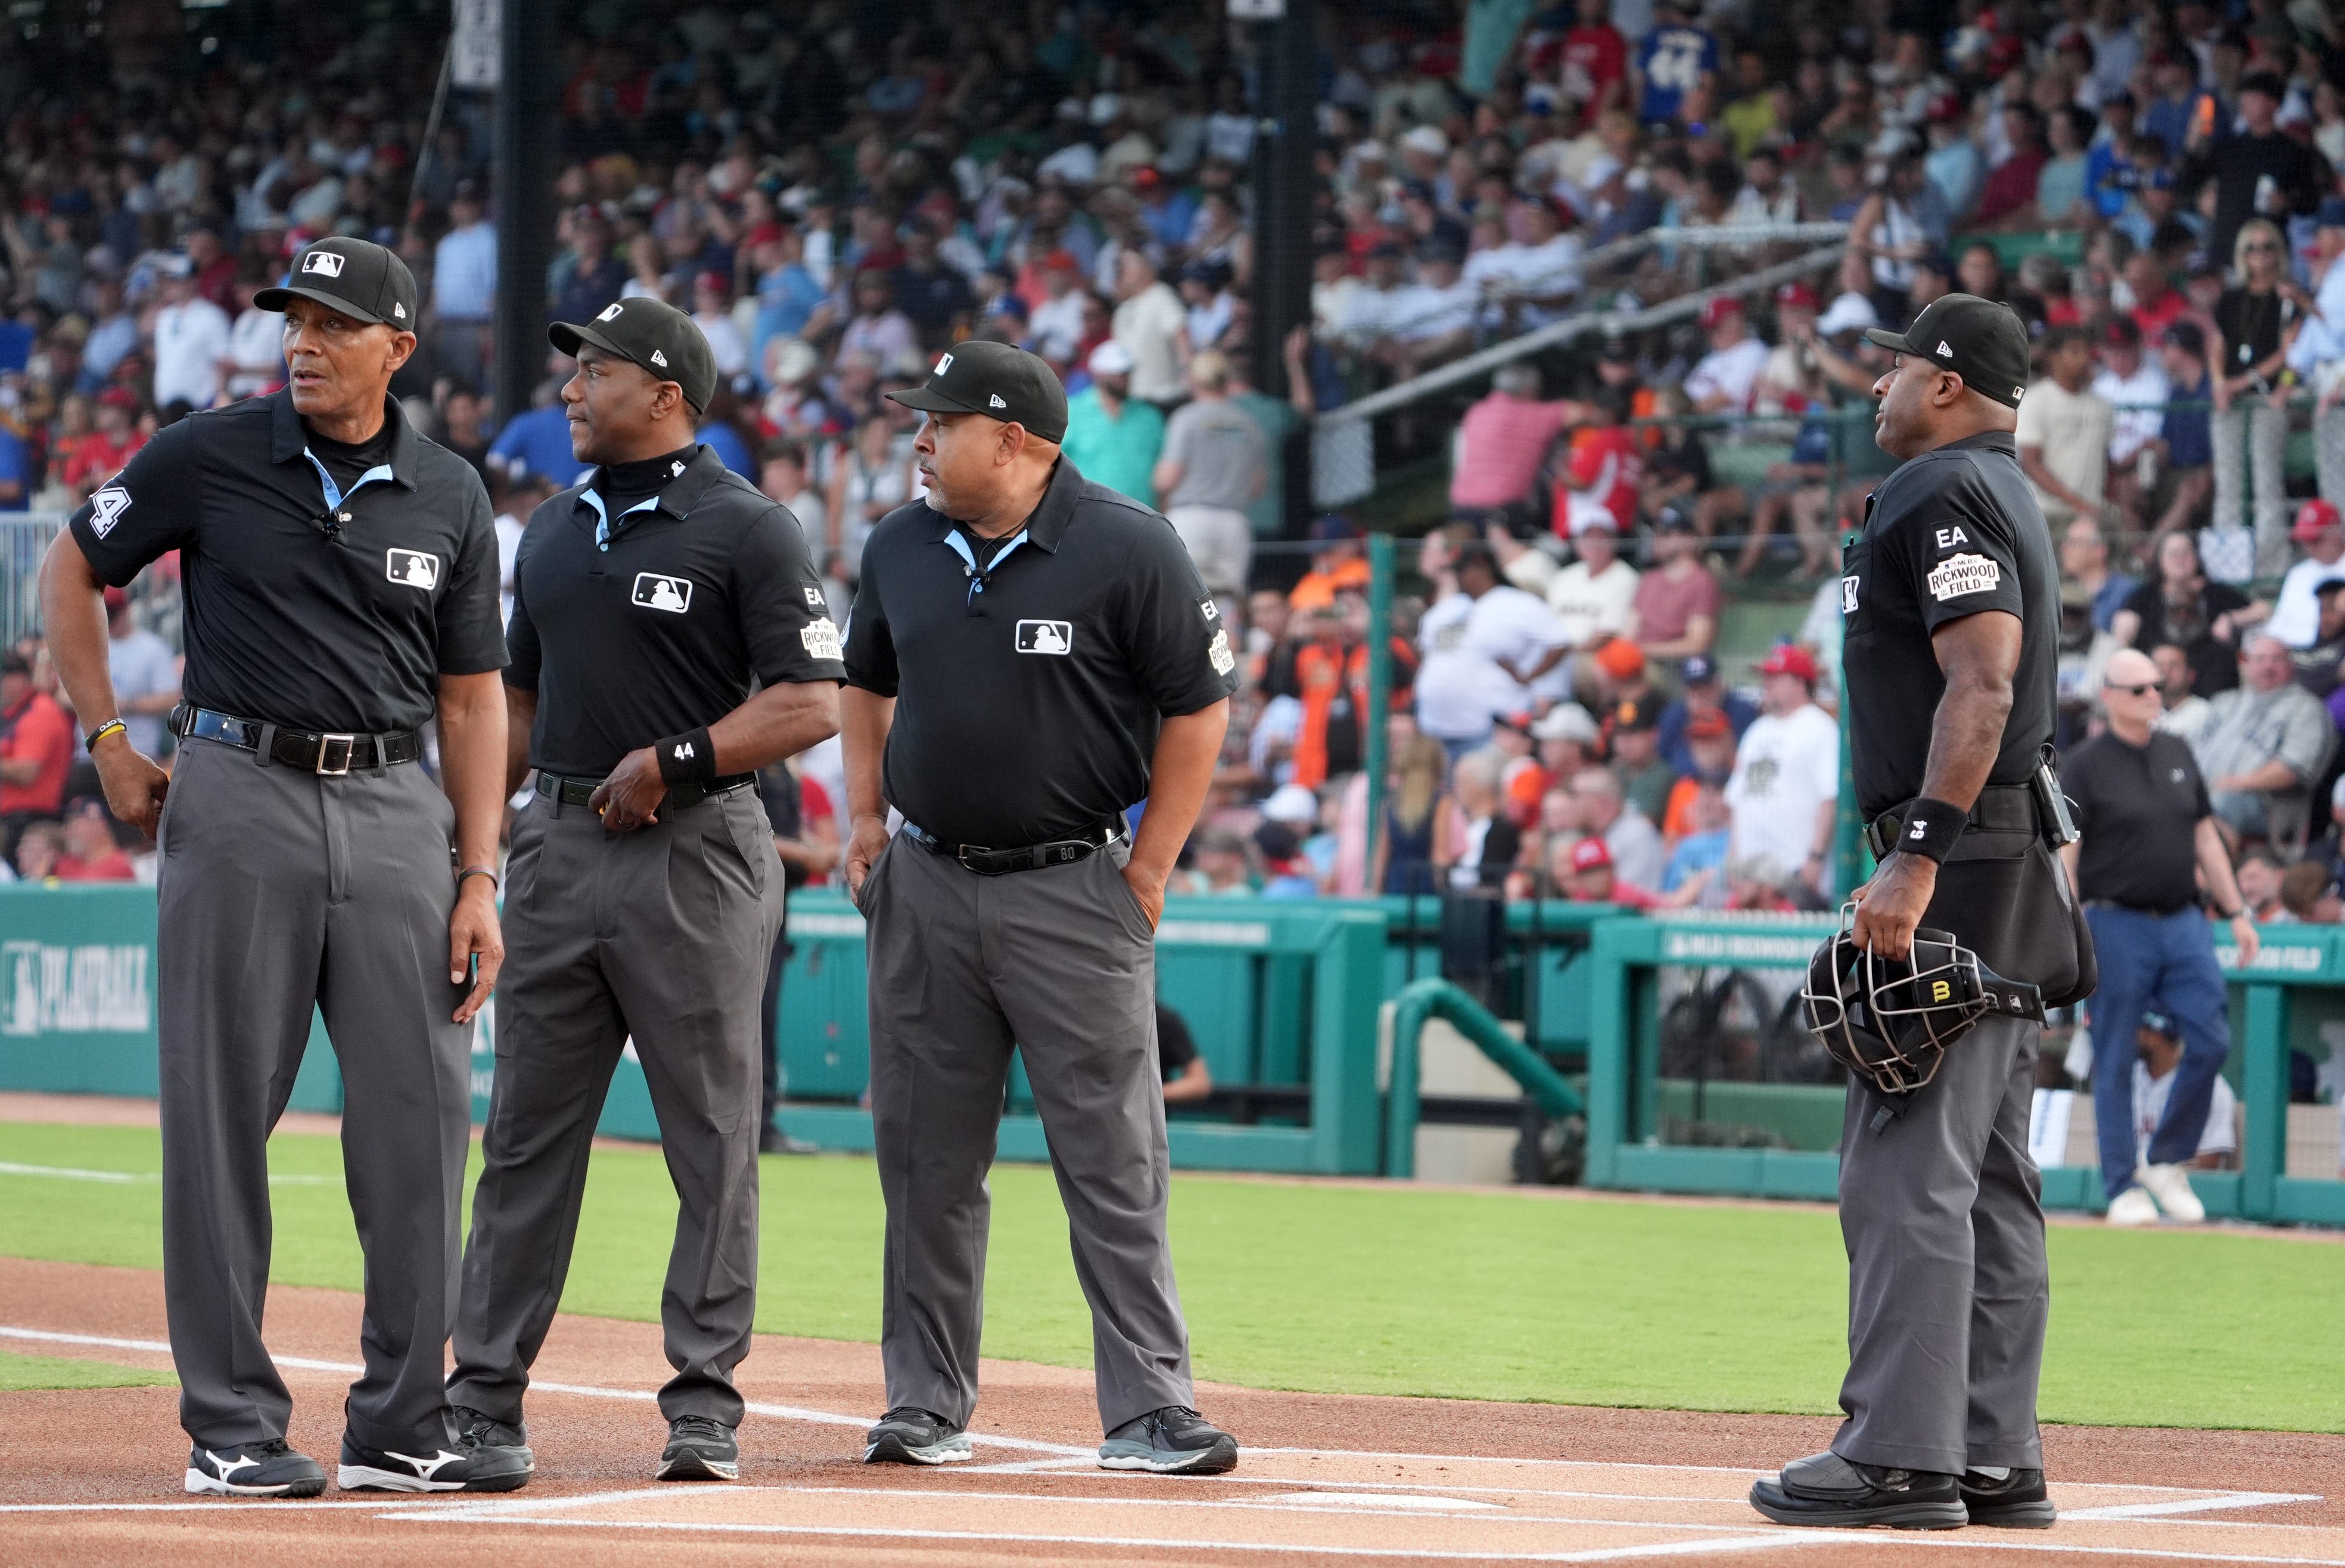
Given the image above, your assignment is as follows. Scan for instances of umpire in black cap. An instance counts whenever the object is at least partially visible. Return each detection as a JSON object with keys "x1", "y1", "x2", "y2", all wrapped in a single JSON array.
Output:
[
  {"x1": 842, "y1": 340, "x2": 1243, "y2": 1473},
  {"x1": 446, "y1": 295, "x2": 844, "y2": 1485},
  {"x1": 41, "y1": 234, "x2": 522, "y2": 1495},
  {"x1": 1751, "y1": 294, "x2": 2083, "y2": 1530}
]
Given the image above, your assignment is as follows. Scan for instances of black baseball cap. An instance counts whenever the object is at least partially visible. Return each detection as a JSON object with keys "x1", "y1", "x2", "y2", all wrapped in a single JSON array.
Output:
[
  {"x1": 549, "y1": 296, "x2": 717, "y2": 416},
  {"x1": 885, "y1": 340, "x2": 1069, "y2": 444},
  {"x1": 1864, "y1": 292, "x2": 2034, "y2": 410},
  {"x1": 255, "y1": 237, "x2": 419, "y2": 330}
]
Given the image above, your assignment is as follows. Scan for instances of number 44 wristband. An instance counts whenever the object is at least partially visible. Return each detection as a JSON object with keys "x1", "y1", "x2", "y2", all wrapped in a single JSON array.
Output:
[
  {"x1": 1898, "y1": 797, "x2": 1967, "y2": 863},
  {"x1": 657, "y1": 726, "x2": 718, "y2": 788}
]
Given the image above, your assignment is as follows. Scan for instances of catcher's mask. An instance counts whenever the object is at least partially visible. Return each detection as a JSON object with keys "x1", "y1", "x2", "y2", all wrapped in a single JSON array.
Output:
[{"x1": 1802, "y1": 904, "x2": 2047, "y2": 1097}]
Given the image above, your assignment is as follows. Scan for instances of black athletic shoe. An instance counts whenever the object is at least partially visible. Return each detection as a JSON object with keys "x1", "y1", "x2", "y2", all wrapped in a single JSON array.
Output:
[
  {"x1": 453, "y1": 1405, "x2": 536, "y2": 1480},
  {"x1": 1098, "y1": 1407, "x2": 1240, "y2": 1475},
  {"x1": 1749, "y1": 1451, "x2": 1967, "y2": 1529},
  {"x1": 658, "y1": 1415, "x2": 740, "y2": 1481},
  {"x1": 184, "y1": 1440, "x2": 326, "y2": 1498},
  {"x1": 758, "y1": 1126, "x2": 817, "y2": 1155},
  {"x1": 337, "y1": 1431, "x2": 533, "y2": 1493},
  {"x1": 1963, "y1": 1467, "x2": 2057, "y2": 1528},
  {"x1": 863, "y1": 1407, "x2": 974, "y2": 1465}
]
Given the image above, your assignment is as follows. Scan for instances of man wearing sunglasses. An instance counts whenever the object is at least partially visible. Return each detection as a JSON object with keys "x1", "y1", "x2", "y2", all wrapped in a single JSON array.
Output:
[{"x1": 2058, "y1": 648, "x2": 2259, "y2": 1228}]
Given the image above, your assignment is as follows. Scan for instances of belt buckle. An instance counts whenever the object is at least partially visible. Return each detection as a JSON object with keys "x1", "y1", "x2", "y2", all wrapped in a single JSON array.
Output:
[
  {"x1": 316, "y1": 733, "x2": 356, "y2": 775},
  {"x1": 956, "y1": 844, "x2": 992, "y2": 873}
]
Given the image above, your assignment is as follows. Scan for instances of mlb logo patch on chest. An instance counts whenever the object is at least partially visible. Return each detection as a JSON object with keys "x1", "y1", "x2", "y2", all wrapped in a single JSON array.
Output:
[
  {"x1": 632, "y1": 573, "x2": 693, "y2": 613},
  {"x1": 385, "y1": 549, "x2": 440, "y2": 590},
  {"x1": 1016, "y1": 619, "x2": 1073, "y2": 655},
  {"x1": 1926, "y1": 552, "x2": 2000, "y2": 602}
]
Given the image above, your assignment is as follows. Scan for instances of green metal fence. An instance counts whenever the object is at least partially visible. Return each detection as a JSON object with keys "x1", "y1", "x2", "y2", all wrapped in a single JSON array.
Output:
[{"x1": 1581, "y1": 911, "x2": 2345, "y2": 1223}]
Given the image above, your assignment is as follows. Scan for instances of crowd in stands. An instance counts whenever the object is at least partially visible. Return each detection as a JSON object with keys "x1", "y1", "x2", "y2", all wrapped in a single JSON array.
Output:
[{"x1": 14, "y1": 0, "x2": 2345, "y2": 920}]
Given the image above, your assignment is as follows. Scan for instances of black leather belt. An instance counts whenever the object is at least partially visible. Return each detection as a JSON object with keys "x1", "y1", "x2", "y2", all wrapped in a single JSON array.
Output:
[
  {"x1": 2085, "y1": 898, "x2": 2197, "y2": 918},
  {"x1": 1864, "y1": 783, "x2": 2041, "y2": 862},
  {"x1": 534, "y1": 769, "x2": 754, "y2": 814},
  {"x1": 173, "y1": 704, "x2": 419, "y2": 774},
  {"x1": 902, "y1": 819, "x2": 1125, "y2": 876}
]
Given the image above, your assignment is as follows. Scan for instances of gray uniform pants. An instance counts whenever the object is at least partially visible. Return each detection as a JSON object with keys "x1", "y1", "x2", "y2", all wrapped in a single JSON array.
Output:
[
  {"x1": 158, "y1": 736, "x2": 471, "y2": 1451},
  {"x1": 860, "y1": 832, "x2": 1193, "y2": 1433},
  {"x1": 1833, "y1": 1012, "x2": 2048, "y2": 1476},
  {"x1": 449, "y1": 788, "x2": 782, "y2": 1426}
]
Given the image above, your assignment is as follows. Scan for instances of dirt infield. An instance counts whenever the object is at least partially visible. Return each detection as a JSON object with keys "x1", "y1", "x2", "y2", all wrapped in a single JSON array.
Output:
[{"x1": 1, "y1": 1256, "x2": 2338, "y2": 1567}]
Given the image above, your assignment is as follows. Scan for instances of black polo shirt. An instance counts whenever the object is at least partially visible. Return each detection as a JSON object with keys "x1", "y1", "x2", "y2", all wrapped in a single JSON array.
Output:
[
  {"x1": 842, "y1": 455, "x2": 1238, "y2": 847},
  {"x1": 68, "y1": 390, "x2": 505, "y2": 733},
  {"x1": 1840, "y1": 430, "x2": 2060, "y2": 820},
  {"x1": 507, "y1": 444, "x2": 844, "y2": 777},
  {"x1": 2063, "y1": 728, "x2": 2211, "y2": 913}
]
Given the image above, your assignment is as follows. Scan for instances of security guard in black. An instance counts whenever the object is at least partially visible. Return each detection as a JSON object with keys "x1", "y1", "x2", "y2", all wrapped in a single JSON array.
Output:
[{"x1": 2061, "y1": 727, "x2": 2212, "y2": 910}]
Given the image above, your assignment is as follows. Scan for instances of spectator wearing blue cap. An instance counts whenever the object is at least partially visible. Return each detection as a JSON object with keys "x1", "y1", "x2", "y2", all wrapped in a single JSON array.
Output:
[
  {"x1": 2294, "y1": 200, "x2": 2345, "y2": 509},
  {"x1": 1656, "y1": 654, "x2": 1756, "y2": 776}
]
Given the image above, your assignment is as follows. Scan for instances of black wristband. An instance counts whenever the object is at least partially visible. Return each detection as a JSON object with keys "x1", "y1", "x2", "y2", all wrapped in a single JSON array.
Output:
[
  {"x1": 1896, "y1": 797, "x2": 1968, "y2": 863},
  {"x1": 655, "y1": 727, "x2": 717, "y2": 788}
]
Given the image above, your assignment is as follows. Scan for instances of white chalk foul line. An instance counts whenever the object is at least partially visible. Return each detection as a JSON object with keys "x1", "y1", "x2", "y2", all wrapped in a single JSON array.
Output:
[
  {"x1": 2064, "y1": 1493, "x2": 2325, "y2": 1521},
  {"x1": 0, "y1": 1161, "x2": 335, "y2": 1186},
  {"x1": 385, "y1": 1511, "x2": 1815, "y2": 1563}
]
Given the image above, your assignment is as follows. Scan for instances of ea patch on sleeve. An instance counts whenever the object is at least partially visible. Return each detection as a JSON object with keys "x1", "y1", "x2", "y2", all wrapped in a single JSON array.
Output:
[
  {"x1": 801, "y1": 617, "x2": 843, "y2": 661},
  {"x1": 1926, "y1": 552, "x2": 2001, "y2": 601},
  {"x1": 1207, "y1": 628, "x2": 1236, "y2": 676}
]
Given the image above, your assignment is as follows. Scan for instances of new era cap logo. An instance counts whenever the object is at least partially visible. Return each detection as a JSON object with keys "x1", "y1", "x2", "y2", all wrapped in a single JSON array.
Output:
[
  {"x1": 632, "y1": 573, "x2": 692, "y2": 613},
  {"x1": 302, "y1": 251, "x2": 346, "y2": 277},
  {"x1": 649, "y1": 349, "x2": 668, "y2": 367},
  {"x1": 596, "y1": 303, "x2": 624, "y2": 322},
  {"x1": 385, "y1": 548, "x2": 439, "y2": 590},
  {"x1": 1938, "y1": 340, "x2": 1953, "y2": 356},
  {"x1": 989, "y1": 394, "x2": 1007, "y2": 409},
  {"x1": 393, "y1": 303, "x2": 406, "y2": 319}
]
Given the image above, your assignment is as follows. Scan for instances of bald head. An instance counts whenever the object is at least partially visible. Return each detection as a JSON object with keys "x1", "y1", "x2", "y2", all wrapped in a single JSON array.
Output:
[
  {"x1": 2100, "y1": 646, "x2": 2163, "y2": 739},
  {"x1": 2104, "y1": 648, "x2": 2157, "y2": 687}
]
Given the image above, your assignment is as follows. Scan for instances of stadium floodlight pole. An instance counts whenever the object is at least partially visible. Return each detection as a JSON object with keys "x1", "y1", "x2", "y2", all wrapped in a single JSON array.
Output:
[
  {"x1": 1363, "y1": 530, "x2": 1394, "y2": 896},
  {"x1": 1245, "y1": 0, "x2": 1318, "y2": 539},
  {"x1": 490, "y1": 0, "x2": 557, "y2": 430}
]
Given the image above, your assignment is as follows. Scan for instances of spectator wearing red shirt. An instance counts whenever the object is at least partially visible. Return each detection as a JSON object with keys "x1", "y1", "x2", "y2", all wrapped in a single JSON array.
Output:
[
  {"x1": 1558, "y1": 390, "x2": 1643, "y2": 536},
  {"x1": 1628, "y1": 512, "x2": 1723, "y2": 662},
  {"x1": 1450, "y1": 363, "x2": 1573, "y2": 533},
  {"x1": 55, "y1": 798, "x2": 133, "y2": 882},
  {"x1": 58, "y1": 388, "x2": 147, "y2": 505},
  {"x1": 0, "y1": 651, "x2": 73, "y2": 860},
  {"x1": 1973, "y1": 103, "x2": 2051, "y2": 226},
  {"x1": 1560, "y1": 0, "x2": 1629, "y2": 116}
]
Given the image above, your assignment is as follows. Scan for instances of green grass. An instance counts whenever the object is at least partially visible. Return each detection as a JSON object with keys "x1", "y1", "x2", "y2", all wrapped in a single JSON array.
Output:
[
  {"x1": 0, "y1": 1348, "x2": 176, "y2": 1392},
  {"x1": 2, "y1": 1121, "x2": 2340, "y2": 1432}
]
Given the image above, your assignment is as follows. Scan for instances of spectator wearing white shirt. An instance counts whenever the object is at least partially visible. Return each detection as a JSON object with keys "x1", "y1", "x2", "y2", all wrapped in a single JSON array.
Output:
[
  {"x1": 1027, "y1": 250, "x2": 1089, "y2": 368},
  {"x1": 2132, "y1": 1010, "x2": 2238, "y2": 1167},
  {"x1": 1545, "y1": 470, "x2": 1642, "y2": 673},
  {"x1": 2267, "y1": 499, "x2": 2345, "y2": 648},
  {"x1": 1337, "y1": 242, "x2": 1413, "y2": 359},
  {"x1": 1385, "y1": 240, "x2": 1479, "y2": 377},
  {"x1": 691, "y1": 270, "x2": 751, "y2": 379},
  {"x1": 2016, "y1": 325, "x2": 2116, "y2": 530},
  {"x1": 1479, "y1": 200, "x2": 1583, "y2": 331},
  {"x1": 1722, "y1": 643, "x2": 1842, "y2": 901},
  {"x1": 219, "y1": 270, "x2": 284, "y2": 401},
  {"x1": 1683, "y1": 295, "x2": 1770, "y2": 416},
  {"x1": 150, "y1": 256, "x2": 230, "y2": 412},
  {"x1": 2151, "y1": 641, "x2": 2215, "y2": 745},
  {"x1": 1414, "y1": 543, "x2": 1570, "y2": 757},
  {"x1": 1111, "y1": 247, "x2": 1190, "y2": 405},
  {"x1": 432, "y1": 181, "x2": 496, "y2": 391},
  {"x1": 2296, "y1": 200, "x2": 2345, "y2": 508},
  {"x1": 2090, "y1": 315, "x2": 2169, "y2": 487}
]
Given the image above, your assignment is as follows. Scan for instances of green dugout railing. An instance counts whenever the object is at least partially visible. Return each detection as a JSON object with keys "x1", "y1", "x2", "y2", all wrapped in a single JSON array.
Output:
[{"x1": 1582, "y1": 912, "x2": 2345, "y2": 1224}]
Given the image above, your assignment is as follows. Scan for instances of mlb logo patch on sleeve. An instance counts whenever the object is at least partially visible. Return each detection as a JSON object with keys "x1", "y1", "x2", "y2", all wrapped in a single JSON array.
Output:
[
  {"x1": 385, "y1": 548, "x2": 440, "y2": 589},
  {"x1": 632, "y1": 573, "x2": 693, "y2": 613},
  {"x1": 1016, "y1": 619, "x2": 1073, "y2": 655}
]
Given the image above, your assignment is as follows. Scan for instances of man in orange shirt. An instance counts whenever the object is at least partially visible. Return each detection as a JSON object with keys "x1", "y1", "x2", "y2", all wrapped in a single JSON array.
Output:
[
  {"x1": 0, "y1": 650, "x2": 73, "y2": 860},
  {"x1": 1660, "y1": 708, "x2": 1737, "y2": 840},
  {"x1": 1288, "y1": 514, "x2": 1374, "y2": 611},
  {"x1": 1290, "y1": 603, "x2": 1365, "y2": 791}
]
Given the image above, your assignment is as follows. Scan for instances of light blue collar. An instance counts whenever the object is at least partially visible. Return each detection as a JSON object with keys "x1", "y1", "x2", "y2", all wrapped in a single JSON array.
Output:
[
  {"x1": 300, "y1": 449, "x2": 396, "y2": 512},
  {"x1": 940, "y1": 527, "x2": 1031, "y2": 606},
  {"x1": 580, "y1": 488, "x2": 664, "y2": 552}
]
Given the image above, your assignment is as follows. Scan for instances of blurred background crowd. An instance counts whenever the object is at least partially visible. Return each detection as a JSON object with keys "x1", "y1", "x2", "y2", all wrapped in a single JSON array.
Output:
[{"x1": 8, "y1": 0, "x2": 2345, "y2": 945}]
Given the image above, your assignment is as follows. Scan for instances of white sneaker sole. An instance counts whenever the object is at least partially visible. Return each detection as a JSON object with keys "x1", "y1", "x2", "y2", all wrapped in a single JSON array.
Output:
[
  {"x1": 335, "y1": 1464, "x2": 468, "y2": 1492},
  {"x1": 863, "y1": 1438, "x2": 974, "y2": 1465},
  {"x1": 2139, "y1": 1166, "x2": 2206, "y2": 1223},
  {"x1": 1098, "y1": 1440, "x2": 1241, "y2": 1474},
  {"x1": 657, "y1": 1452, "x2": 740, "y2": 1480},
  {"x1": 184, "y1": 1469, "x2": 300, "y2": 1497}
]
